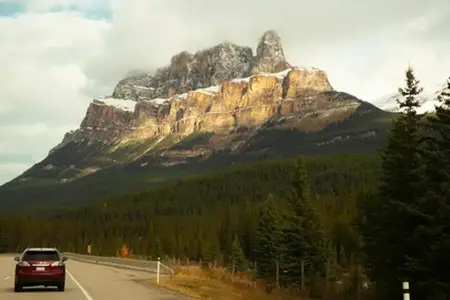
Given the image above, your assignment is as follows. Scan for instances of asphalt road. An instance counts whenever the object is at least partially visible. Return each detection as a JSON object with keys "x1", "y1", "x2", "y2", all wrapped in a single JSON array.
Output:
[{"x1": 0, "y1": 256, "x2": 187, "y2": 300}]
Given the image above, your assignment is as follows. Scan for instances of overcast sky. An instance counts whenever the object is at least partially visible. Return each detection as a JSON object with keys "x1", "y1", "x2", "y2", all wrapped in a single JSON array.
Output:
[{"x1": 0, "y1": 0, "x2": 449, "y2": 185}]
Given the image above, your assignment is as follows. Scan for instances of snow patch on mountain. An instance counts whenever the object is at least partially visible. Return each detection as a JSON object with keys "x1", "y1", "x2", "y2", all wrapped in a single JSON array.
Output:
[
  {"x1": 92, "y1": 98, "x2": 136, "y2": 112},
  {"x1": 372, "y1": 82, "x2": 447, "y2": 114},
  {"x1": 144, "y1": 98, "x2": 168, "y2": 106}
]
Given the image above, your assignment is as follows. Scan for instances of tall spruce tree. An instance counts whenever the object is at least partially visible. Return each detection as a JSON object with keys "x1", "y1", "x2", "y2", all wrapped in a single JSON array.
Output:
[
  {"x1": 359, "y1": 66, "x2": 427, "y2": 299},
  {"x1": 280, "y1": 157, "x2": 329, "y2": 287},
  {"x1": 154, "y1": 238, "x2": 163, "y2": 258},
  {"x1": 416, "y1": 77, "x2": 450, "y2": 299},
  {"x1": 427, "y1": 77, "x2": 450, "y2": 169},
  {"x1": 254, "y1": 194, "x2": 282, "y2": 281}
]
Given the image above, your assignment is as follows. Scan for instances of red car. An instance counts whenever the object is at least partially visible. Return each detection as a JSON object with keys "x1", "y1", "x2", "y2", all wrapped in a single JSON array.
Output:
[{"x1": 14, "y1": 247, "x2": 68, "y2": 292}]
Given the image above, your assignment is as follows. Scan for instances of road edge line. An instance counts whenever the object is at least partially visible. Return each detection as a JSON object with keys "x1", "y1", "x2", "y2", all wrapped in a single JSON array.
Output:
[{"x1": 67, "y1": 269, "x2": 93, "y2": 300}]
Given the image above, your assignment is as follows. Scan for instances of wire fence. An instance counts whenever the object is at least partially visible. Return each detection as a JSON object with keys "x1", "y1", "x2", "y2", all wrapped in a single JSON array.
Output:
[{"x1": 156, "y1": 256, "x2": 373, "y2": 298}]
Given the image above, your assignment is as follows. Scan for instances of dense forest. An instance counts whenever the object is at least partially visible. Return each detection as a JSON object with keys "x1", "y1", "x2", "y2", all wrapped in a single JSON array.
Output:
[
  {"x1": 0, "y1": 68, "x2": 449, "y2": 299},
  {"x1": 0, "y1": 154, "x2": 380, "y2": 259}
]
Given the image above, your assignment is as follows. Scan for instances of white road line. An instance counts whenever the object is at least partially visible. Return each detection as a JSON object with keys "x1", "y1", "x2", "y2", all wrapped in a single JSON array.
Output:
[{"x1": 67, "y1": 270, "x2": 93, "y2": 300}]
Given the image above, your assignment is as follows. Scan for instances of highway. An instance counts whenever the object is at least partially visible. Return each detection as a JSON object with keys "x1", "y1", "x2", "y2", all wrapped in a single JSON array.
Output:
[{"x1": 0, "y1": 255, "x2": 187, "y2": 300}]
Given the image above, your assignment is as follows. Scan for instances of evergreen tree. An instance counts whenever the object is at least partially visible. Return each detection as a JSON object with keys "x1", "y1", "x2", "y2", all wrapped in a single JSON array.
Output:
[
  {"x1": 254, "y1": 194, "x2": 282, "y2": 281},
  {"x1": 359, "y1": 66, "x2": 426, "y2": 299},
  {"x1": 416, "y1": 77, "x2": 450, "y2": 299},
  {"x1": 154, "y1": 238, "x2": 163, "y2": 258},
  {"x1": 280, "y1": 157, "x2": 329, "y2": 287},
  {"x1": 228, "y1": 234, "x2": 247, "y2": 273},
  {"x1": 426, "y1": 77, "x2": 450, "y2": 171}
]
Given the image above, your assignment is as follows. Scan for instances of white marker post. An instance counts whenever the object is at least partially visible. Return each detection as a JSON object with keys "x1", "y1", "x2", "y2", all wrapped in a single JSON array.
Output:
[
  {"x1": 157, "y1": 257, "x2": 161, "y2": 284},
  {"x1": 403, "y1": 281, "x2": 410, "y2": 300}
]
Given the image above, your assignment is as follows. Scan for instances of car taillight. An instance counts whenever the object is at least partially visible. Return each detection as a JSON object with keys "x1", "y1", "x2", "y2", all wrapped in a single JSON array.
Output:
[
  {"x1": 18, "y1": 261, "x2": 30, "y2": 267},
  {"x1": 51, "y1": 261, "x2": 64, "y2": 267}
]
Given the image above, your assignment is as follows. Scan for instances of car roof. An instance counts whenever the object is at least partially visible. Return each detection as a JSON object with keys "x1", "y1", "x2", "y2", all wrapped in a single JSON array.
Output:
[{"x1": 25, "y1": 247, "x2": 58, "y2": 252}]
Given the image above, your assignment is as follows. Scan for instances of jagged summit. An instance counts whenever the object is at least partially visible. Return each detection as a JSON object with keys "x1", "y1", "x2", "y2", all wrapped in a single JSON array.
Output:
[
  {"x1": 0, "y1": 24, "x2": 397, "y2": 211},
  {"x1": 252, "y1": 30, "x2": 290, "y2": 74},
  {"x1": 111, "y1": 30, "x2": 294, "y2": 102}
]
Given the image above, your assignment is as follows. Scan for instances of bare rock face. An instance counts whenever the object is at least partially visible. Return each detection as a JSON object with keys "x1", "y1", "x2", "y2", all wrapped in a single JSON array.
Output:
[
  {"x1": 112, "y1": 43, "x2": 253, "y2": 101},
  {"x1": 111, "y1": 30, "x2": 294, "y2": 102},
  {"x1": 56, "y1": 66, "x2": 337, "y2": 150},
  {"x1": 52, "y1": 29, "x2": 347, "y2": 154},
  {"x1": 252, "y1": 30, "x2": 290, "y2": 74}
]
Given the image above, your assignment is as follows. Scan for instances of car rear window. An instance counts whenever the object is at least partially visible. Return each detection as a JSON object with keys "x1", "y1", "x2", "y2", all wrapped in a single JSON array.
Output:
[{"x1": 23, "y1": 251, "x2": 59, "y2": 261}]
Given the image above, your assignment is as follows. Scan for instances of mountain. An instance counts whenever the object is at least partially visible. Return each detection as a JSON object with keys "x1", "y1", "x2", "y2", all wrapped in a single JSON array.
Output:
[
  {"x1": 372, "y1": 82, "x2": 447, "y2": 114},
  {"x1": 0, "y1": 30, "x2": 394, "y2": 211}
]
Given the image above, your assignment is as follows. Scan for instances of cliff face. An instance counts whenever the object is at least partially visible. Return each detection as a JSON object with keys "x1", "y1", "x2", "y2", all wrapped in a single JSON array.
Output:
[
  {"x1": 53, "y1": 30, "x2": 333, "y2": 152},
  {"x1": 10, "y1": 29, "x2": 391, "y2": 190},
  {"x1": 111, "y1": 31, "x2": 290, "y2": 100},
  {"x1": 54, "y1": 66, "x2": 334, "y2": 150}
]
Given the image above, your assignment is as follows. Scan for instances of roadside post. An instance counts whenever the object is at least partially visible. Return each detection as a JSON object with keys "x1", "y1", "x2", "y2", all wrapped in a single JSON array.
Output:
[
  {"x1": 157, "y1": 257, "x2": 161, "y2": 284},
  {"x1": 87, "y1": 244, "x2": 92, "y2": 256},
  {"x1": 403, "y1": 281, "x2": 410, "y2": 300}
]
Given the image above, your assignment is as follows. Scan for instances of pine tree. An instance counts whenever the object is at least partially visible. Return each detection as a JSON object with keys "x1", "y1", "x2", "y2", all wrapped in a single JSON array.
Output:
[
  {"x1": 415, "y1": 77, "x2": 450, "y2": 299},
  {"x1": 427, "y1": 77, "x2": 450, "y2": 169},
  {"x1": 228, "y1": 234, "x2": 247, "y2": 273},
  {"x1": 280, "y1": 157, "x2": 329, "y2": 287},
  {"x1": 254, "y1": 194, "x2": 282, "y2": 281},
  {"x1": 154, "y1": 238, "x2": 163, "y2": 258},
  {"x1": 359, "y1": 66, "x2": 427, "y2": 299}
]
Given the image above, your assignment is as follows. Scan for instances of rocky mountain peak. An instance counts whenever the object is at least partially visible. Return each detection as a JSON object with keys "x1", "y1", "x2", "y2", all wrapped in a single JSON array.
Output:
[
  {"x1": 111, "y1": 40, "x2": 254, "y2": 101},
  {"x1": 51, "y1": 30, "x2": 337, "y2": 154},
  {"x1": 111, "y1": 30, "x2": 294, "y2": 102},
  {"x1": 252, "y1": 30, "x2": 290, "y2": 74}
]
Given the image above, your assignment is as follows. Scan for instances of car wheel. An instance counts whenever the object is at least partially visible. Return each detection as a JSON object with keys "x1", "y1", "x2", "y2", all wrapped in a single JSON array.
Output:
[
  {"x1": 57, "y1": 282, "x2": 65, "y2": 292},
  {"x1": 14, "y1": 283, "x2": 22, "y2": 292}
]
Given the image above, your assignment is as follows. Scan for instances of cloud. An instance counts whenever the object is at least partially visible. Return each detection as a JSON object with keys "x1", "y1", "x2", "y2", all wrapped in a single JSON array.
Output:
[
  {"x1": 1, "y1": 0, "x2": 449, "y2": 185},
  {"x1": 85, "y1": 0, "x2": 450, "y2": 98},
  {"x1": 0, "y1": 9, "x2": 108, "y2": 184}
]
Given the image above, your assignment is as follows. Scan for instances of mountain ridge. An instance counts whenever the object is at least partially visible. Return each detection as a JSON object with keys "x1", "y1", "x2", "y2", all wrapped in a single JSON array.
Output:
[
  {"x1": 0, "y1": 30, "x2": 394, "y2": 209},
  {"x1": 372, "y1": 81, "x2": 448, "y2": 113}
]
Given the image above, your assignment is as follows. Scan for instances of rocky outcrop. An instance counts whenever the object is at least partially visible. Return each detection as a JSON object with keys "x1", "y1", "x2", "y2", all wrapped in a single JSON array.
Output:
[
  {"x1": 110, "y1": 30, "x2": 294, "y2": 103},
  {"x1": 52, "y1": 29, "x2": 344, "y2": 153},
  {"x1": 55, "y1": 66, "x2": 335, "y2": 151},
  {"x1": 252, "y1": 30, "x2": 290, "y2": 74},
  {"x1": 112, "y1": 43, "x2": 254, "y2": 101}
]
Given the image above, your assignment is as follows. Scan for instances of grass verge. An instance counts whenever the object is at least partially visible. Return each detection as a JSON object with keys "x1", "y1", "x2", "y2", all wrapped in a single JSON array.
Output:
[{"x1": 149, "y1": 265, "x2": 305, "y2": 300}]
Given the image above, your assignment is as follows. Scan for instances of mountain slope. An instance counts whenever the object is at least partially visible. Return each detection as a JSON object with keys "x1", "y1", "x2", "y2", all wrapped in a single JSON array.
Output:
[
  {"x1": 373, "y1": 82, "x2": 447, "y2": 113},
  {"x1": 0, "y1": 30, "x2": 394, "y2": 210}
]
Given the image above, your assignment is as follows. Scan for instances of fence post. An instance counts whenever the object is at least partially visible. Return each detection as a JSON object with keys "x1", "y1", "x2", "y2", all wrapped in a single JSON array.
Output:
[
  {"x1": 157, "y1": 257, "x2": 161, "y2": 284},
  {"x1": 301, "y1": 260, "x2": 305, "y2": 291},
  {"x1": 403, "y1": 282, "x2": 410, "y2": 300},
  {"x1": 325, "y1": 259, "x2": 329, "y2": 293},
  {"x1": 276, "y1": 260, "x2": 280, "y2": 289}
]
